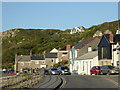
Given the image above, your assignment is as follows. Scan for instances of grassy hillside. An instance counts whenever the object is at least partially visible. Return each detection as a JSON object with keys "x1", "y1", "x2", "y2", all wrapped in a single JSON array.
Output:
[{"x1": 2, "y1": 20, "x2": 119, "y2": 67}]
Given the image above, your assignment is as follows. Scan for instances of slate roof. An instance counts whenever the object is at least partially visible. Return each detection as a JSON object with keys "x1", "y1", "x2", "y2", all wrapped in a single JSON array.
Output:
[
  {"x1": 31, "y1": 55, "x2": 45, "y2": 60},
  {"x1": 45, "y1": 53, "x2": 57, "y2": 58},
  {"x1": 74, "y1": 38, "x2": 94, "y2": 49},
  {"x1": 16, "y1": 56, "x2": 31, "y2": 62},
  {"x1": 76, "y1": 51, "x2": 98, "y2": 60},
  {"x1": 103, "y1": 34, "x2": 120, "y2": 43}
]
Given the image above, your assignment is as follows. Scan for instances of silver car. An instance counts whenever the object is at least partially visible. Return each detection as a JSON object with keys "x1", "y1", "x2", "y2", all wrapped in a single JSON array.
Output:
[
  {"x1": 100, "y1": 65, "x2": 119, "y2": 75},
  {"x1": 49, "y1": 68, "x2": 60, "y2": 75}
]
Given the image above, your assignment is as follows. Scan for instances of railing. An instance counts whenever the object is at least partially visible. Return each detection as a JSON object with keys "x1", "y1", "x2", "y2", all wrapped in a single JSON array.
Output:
[{"x1": 1, "y1": 68, "x2": 45, "y2": 89}]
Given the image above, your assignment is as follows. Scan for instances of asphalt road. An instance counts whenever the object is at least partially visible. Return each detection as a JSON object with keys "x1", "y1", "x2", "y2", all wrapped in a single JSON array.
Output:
[{"x1": 61, "y1": 75, "x2": 118, "y2": 89}]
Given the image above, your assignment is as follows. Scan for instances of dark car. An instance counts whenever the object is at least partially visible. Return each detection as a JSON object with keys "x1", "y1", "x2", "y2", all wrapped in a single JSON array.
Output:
[
  {"x1": 90, "y1": 66, "x2": 101, "y2": 75},
  {"x1": 49, "y1": 68, "x2": 60, "y2": 75},
  {"x1": 100, "y1": 65, "x2": 119, "y2": 75},
  {"x1": 44, "y1": 69, "x2": 49, "y2": 75},
  {"x1": 58, "y1": 66, "x2": 71, "y2": 75}
]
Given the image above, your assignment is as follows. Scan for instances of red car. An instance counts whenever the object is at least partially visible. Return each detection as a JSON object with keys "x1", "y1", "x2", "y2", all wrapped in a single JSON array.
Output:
[{"x1": 90, "y1": 66, "x2": 101, "y2": 75}]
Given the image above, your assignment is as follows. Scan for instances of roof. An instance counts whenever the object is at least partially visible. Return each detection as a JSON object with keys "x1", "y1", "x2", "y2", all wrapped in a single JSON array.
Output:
[
  {"x1": 45, "y1": 53, "x2": 57, "y2": 58},
  {"x1": 102, "y1": 34, "x2": 120, "y2": 44},
  {"x1": 76, "y1": 51, "x2": 98, "y2": 60},
  {"x1": 31, "y1": 55, "x2": 45, "y2": 60},
  {"x1": 74, "y1": 38, "x2": 95, "y2": 49},
  {"x1": 50, "y1": 48, "x2": 58, "y2": 53},
  {"x1": 16, "y1": 56, "x2": 31, "y2": 62}
]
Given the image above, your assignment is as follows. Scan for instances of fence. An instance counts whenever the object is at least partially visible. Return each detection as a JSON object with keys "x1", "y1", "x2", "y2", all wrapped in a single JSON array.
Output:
[{"x1": 1, "y1": 68, "x2": 45, "y2": 89}]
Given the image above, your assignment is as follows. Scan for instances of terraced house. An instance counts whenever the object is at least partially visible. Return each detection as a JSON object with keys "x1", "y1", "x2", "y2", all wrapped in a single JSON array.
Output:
[{"x1": 14, "y1": 52, "x2": 58, "y2": 72}]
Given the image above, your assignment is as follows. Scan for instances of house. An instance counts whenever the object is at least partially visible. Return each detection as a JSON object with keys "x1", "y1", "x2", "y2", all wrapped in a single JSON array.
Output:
[
  {"x1": 45, "y1": 53, "x2": 58, "y2": 68},
  {"x1": 70, "y1": 26, "x2": 85, "y2": 34},
  {"x1": 93, "y1": 31, "x2": 103, "y2": 37},
  {"x1": 75, "y1": 51, "x2": 98, "y2": 75},
  {"x1": 98, "y1": 31, "x2": 120, "y2": 66},
  {"x1": 69, "y1": 37, "x2": 101, "y2": 73},
  {"x1": 14, "y1": 52, "x2": 58, "y2": 72},
  {"x1": 14, "y1": 54, "x2": 46, "y2": 72},
  {"x1": 58, "y1": 45, "x2": 72, "y2": 62}
]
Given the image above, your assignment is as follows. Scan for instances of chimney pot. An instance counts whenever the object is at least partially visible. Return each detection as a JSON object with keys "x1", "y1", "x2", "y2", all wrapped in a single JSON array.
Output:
[
  {"x1": 66, "y1": 45, "x2": 71, "y2": 50},
  {"x1": 88, "y1": 46, "x2": 92, "y2": 52},
  {"x1": 30, "y1": 51, "x2": 32, "y2": 56}
]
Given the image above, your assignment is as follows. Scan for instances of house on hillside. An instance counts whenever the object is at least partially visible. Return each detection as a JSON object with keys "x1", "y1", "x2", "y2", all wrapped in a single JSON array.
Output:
[
  {"x1": 93, "y1": 31, "x2": 103, "y2": 37},
  {"x1": 98, "y1": 31, "x2": 120, "y2": 66},
  {"x1": 69, "y1": 37, "x2": 101, "y2": 73},
  {"x1": 75, "y1": 51, "x2": 98, "y2": 75},
  {"x1": 70, "y1": 26, "x2": 85, "y2": 34}
]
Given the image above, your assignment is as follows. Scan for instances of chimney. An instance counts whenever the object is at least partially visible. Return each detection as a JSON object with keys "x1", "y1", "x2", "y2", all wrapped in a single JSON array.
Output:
[
  {"x1": 30, "y1": 50, "x2": 32, "y2": 56},
  {"x1": 66, "y1": 45, "x2": 71, "y2": 50},
  {"x1": 109, "y1": 31, "x2": 113, "y2": 43},
  {"x1": 88, "y1": 46, "x2": 92, "y2": 52}
]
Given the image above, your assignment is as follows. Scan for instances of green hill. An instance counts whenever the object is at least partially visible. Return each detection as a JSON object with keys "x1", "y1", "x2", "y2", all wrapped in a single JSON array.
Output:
[{"x1": 2, "y1": 20, "x2": 119, "y2": 67}]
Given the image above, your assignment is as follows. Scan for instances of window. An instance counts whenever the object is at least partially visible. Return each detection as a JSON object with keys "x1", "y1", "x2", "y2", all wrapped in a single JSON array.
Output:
[
  {"x1": 35, "y1": 61, "x2": 39, "y2": 64},
  {"x1": 20, "y1": 62, "x2": 24, "y2": 66},
  {"x1": 101, "y1": 47, "x2": 107, "y2": 59},
  {"x1": 83, "y1": 61, "x2": 84, "y2": 71},
  {"x1": 51, "y1": 60, "x2": 54, "y2": 63},
  {"x1": 28, "y1": 62, "x2": 30, "y2": 66},
  {"x1": 42, "y1": 61, "x2": 45, "y2": 64}
]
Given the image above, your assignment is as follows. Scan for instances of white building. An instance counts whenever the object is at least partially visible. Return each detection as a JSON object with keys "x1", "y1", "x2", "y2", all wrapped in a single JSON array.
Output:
[
  {"x1": 75, "y1": 51, "x2": 98, "y2": 75},
  {"x1": 70, "y1": 26, "x2": 85, "y2": 34}
]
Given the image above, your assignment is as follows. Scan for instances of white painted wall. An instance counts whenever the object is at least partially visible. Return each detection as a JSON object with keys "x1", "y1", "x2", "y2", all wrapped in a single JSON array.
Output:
[
  {"x1": 75, "y1": 56, "x2": 98, "y2": 75},
  {"x1": 112, "y1": 44, "x2": 119, "y2": 66}
]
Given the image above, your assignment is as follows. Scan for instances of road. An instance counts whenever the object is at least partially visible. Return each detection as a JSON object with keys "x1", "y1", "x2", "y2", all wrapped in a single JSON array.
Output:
[{"x1": 61, "y1": 75, "x2": 118, "y2": 89}]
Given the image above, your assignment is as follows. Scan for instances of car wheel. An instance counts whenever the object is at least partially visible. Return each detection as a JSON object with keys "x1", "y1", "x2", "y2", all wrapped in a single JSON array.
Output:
[
  {"x1": 107, "y1": 72, "x2": 110, "y2": 75},
  {"x1": 95, "y1": 72, "x2": 98, "y2": 75},
  {"x1": 100, "y1": 71, "x2": 103, "y2": 75}
]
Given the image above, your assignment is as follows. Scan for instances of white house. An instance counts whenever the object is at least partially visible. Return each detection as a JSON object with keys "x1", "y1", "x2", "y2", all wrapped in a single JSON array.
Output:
[
  {"x1": 70, "y1": 26, "x2": 85, "y2": 34},
  {"x1": 75, "y1": 51, "x2": 98, "y2": 75},
  {"x1": 93, "y1": 31, "x2": 103, "y2": 37}
]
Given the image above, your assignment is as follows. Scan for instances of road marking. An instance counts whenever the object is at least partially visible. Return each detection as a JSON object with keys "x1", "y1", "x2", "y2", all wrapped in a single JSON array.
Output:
[{"x1": 59, "y1": 76, "x2": 67, "y2": 88}]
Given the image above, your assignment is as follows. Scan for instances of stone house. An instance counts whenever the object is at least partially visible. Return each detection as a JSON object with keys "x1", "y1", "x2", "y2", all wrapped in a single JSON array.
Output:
[{"x1": 14, "y1": 54, "x2": 45, "y2": 72}]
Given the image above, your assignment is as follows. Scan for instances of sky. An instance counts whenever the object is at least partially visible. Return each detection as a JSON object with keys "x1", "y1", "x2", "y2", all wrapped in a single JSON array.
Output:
[{"x1": 2, "y1": 2, "x2": 118, "y2": 31}]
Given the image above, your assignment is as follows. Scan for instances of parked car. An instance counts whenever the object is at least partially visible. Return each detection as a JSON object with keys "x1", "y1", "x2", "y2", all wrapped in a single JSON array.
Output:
[
  {"x1": 44, "y1": 69, "x2": 49, "y2": 75},
  {"x1": 7, "y1": 70, "x2": 15, "y2": 76},
  {"x1": 58, "y1": 66, "x2": 71, "y2": 75},
  {"x1": 49, "y1": 68, "x2": 60, "y2": 75},
  {"x1": 90, "y1": 66, "x2": 101, "y2": 75},
  {"x1": 100, "y1": 65, "x2": 119, "y2": 75}
]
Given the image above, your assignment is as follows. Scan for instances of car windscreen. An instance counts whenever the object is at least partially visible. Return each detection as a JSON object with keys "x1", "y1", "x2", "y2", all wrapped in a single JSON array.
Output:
[
  {"x1": 108, "y1": 66, "x2": 115, "y2": 69},
  {"x1": 61, "y1": 67, "x2": 69, "y2": 70},
  {"x1": 95, "y1": 66, "x2": 100, "y2": 69},
  {"x1": 51, "y1": 68, "x2": 57, "y2": 71}
]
